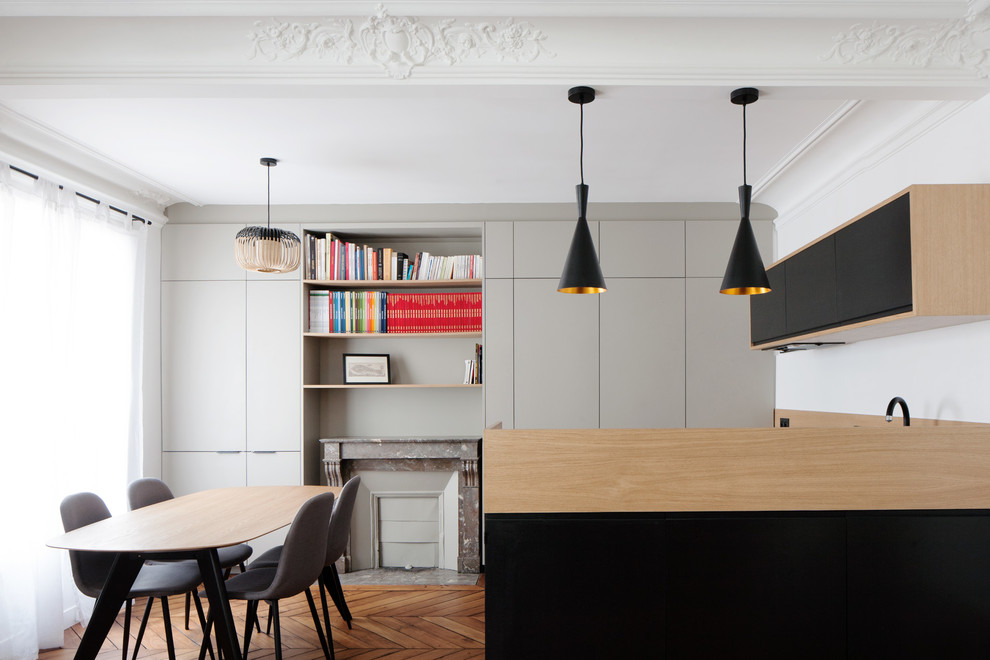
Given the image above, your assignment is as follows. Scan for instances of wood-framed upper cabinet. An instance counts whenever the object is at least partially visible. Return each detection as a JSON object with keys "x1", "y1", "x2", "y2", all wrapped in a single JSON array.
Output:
[{"x1": 751, "y1": 184, "x2": 990, "y2": 349}]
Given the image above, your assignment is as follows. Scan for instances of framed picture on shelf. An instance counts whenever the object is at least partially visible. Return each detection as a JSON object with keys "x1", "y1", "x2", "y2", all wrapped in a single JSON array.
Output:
[{"x1": 343, "y1": 353, "x2": 391, "y2": 384}]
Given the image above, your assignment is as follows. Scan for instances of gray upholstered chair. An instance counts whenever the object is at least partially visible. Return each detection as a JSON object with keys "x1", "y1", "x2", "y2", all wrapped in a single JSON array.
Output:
[
  {"x1": 60, "y1": 491, "x2": 212, "y2": 660},
  {"x1": 127, "y1": 477, "x2": 254, "y2": 629},
  {"x1": 250, "y1": 475, "x2": 362, "y2": 633},
  {"x1": 199, "y1": 491, "x2": 336, "y2": 660}
]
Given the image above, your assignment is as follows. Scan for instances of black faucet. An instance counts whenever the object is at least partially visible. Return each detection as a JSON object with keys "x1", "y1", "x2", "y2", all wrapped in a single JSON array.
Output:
[{"x1": 885, "y1": 397, "x2": 910, "y2": 426}]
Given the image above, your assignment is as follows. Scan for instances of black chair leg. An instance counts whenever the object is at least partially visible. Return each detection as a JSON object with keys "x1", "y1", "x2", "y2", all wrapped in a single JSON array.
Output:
[
  {"x1": 184, "y1": 591, "x2": 191, "y2": 630},
  {"x1": 121, "y1": 599, "x2": 131, "y2": 660},
  {"x1": 325, "y1": 565, "x2": 353, "y2": 629},
  {"x1": 265, "y1": 603, "x2": 273, "y2": 636},
  {"x1": 239, "y1": 562, "x2": 260, "y2": 634},
  {"x1": 131, "y1": 598, "x2": 155, "y2": 660},
  {"x1": 317, "y1": 574, "x2": 332, "y2": 639},
  {"x1": 160, "y1": 597, "x2": 177, "y2": 660},
  {"x1": 305, "y1": 587, "x2": 334, "y2": 660},
  {"x1": 271, "y1": 602, "x2": 283, "y2": 660}
]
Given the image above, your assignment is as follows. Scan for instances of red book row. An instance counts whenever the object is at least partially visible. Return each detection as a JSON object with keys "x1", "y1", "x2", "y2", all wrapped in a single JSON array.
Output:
[{"x1": 385, "y1": 292, "x2": 482, "y2": 333}]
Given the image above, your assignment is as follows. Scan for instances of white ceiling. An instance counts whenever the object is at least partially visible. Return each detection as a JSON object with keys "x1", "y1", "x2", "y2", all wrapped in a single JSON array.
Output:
[{"x1": 0, "y1": 1, "x2": 987, "y2": 220}]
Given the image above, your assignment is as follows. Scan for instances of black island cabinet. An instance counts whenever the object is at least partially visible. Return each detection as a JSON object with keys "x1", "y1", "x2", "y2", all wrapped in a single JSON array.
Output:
[{"x1": 485, "y1": 510, "x2": 990, "y2": 660}]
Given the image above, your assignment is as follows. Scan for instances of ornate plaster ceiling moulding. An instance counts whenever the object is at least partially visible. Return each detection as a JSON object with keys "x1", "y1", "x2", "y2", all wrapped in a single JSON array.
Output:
[
  {"x1": 135, "y1": 188, "x2": 174, "y2": 209},
  {"x1": 824, "y1": 7, "x2": 990, "y2": 78},
  {"x1": 247, "y1": 3, "x2": 555, "y2": 80}
]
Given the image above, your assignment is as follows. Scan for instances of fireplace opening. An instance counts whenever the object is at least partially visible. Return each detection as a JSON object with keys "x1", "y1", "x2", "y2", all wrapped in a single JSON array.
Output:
[
  {"x1": 350, "y1": 470, "x2": 459, "y2": 571},
  {"x1": 373, "y1": 492, "x2": 445, "y2": 569}
]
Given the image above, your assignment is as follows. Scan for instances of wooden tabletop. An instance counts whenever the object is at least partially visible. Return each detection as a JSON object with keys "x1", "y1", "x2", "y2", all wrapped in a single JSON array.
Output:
[{"x1": 48, "y1": 486, "x2": 338, "y2": 553}]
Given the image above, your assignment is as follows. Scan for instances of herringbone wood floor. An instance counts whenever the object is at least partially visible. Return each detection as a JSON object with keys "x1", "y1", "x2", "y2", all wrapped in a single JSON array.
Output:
[{"x1": 40, "y1": 581, "x2": 485, "y2": 660}]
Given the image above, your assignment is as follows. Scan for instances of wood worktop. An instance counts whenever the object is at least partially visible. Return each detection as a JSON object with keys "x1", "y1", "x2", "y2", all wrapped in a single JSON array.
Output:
[{"x1": 482, "y1": 426, "x2": 990, "y2": 514}]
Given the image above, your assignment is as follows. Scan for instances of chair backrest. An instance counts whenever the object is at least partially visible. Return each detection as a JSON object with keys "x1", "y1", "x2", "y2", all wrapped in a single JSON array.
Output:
[
  {"x1": 262, "y1": 491, "x2": 335, "y2": 600},
  {"x1": 127, "y1": 477, "x2": 175, "y2": 510},
  {"x1": 59, "y1": 492, "x2": 115, "y2": 599},
  {"x1": 326, "y1": 475, "x2": 361, "y2": 564}
]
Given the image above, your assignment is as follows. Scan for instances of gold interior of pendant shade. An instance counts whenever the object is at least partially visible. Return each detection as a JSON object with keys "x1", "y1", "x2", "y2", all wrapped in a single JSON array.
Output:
[
  {"x1": 559, "y1": 285, "x2": 608, "y2": 294},
  {"x1": 720, "y1": 285, "x2": 771, "y2": 295}
]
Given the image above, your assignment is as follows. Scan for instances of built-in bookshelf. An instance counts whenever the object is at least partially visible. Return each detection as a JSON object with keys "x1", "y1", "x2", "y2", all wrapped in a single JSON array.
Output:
[
  {"x1": 300, "y1": 223, "x2": 485, "y2": 485},
  {"x1": 307, "y1": 289, "x2": 481, "y2": 334}
]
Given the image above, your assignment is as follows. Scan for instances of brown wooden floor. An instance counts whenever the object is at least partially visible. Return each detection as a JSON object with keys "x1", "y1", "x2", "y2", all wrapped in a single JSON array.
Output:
[{"x1": 40, "y1": 581, "x2": 485, "y2": 660}]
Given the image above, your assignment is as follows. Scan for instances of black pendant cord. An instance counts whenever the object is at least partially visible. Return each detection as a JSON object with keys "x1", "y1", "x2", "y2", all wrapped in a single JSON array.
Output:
[
  {"x1": 742, "y1": 102, "x2": 748, "y2": 187},
  {"x1": 266, "y1": 163, "x2": 272, "y2": 229},
  {"x1": 579, "y1": 101, "x2": 585, "y2": 186}
]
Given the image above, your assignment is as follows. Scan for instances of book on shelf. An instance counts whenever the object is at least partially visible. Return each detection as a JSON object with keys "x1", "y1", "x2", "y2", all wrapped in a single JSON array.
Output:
[
  {"x1": 305, "y1": 231, "x2": 482, "y2": 281},
  {"x1": 463, "y1": 343, "x2": 483, "y2": 384},
  {"x1": 308, "y1": 290, "x2": 331, "y2": 333},
  {"x1": 309, "y1": 290, "x2": 481, "y2": 334}
]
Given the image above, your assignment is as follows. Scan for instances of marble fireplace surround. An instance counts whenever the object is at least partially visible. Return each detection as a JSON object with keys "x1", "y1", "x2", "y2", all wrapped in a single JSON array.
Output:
[{"x1": 320, "y1": 436, "x2": 481, "y2": 573}]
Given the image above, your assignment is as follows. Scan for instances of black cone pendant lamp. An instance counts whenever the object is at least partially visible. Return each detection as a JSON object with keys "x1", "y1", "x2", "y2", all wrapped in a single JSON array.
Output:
[
  {"x1": 234, "y1": 157, "x2": 301, "y2": 274},
  {"x1": 720, "y1": 88, "x2": 771, "y2": 295},
  {"x1": 558, "y1": 86, "x2": 606, "y2": 294}
]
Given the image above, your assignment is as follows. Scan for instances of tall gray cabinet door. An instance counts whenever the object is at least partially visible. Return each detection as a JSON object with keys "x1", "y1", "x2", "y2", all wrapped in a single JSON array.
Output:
[
  {"x1": 685, "y1": 278, "x2": 774, "y2": 428},
  {"x1": 514, "y1": 221, "x2": 599, "y2": 278},
  {"x1": 485, "y1": 279, "x2": 514, "y2": 429},
  {"x1": 162, "y1": 280, "x2": 246, "y2": 451},
  {"x1": 600, "y1": 278, "x2": 686, "y2": 428},
  {"x1": 246, "y1": 280, "x2": 300, "y2": 452},
  {"x1": 514, "y1": 279, "x2": 599, "y2": 429}
]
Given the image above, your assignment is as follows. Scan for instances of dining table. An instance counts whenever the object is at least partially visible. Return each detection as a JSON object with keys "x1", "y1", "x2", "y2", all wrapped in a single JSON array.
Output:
[{"x1": 47, "y1": 485, "x2": 339, "y2": 660}]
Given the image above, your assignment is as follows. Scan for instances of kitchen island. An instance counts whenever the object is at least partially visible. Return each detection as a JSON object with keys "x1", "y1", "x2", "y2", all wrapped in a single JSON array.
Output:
[{"x1": 483, "y1": 426, "x2": 990, "y2": 659}]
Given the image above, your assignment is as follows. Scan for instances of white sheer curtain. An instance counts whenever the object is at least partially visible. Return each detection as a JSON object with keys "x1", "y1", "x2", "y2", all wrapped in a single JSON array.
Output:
[{"x1": 0, "y1": 163, "x2": 147, "y2": 660}]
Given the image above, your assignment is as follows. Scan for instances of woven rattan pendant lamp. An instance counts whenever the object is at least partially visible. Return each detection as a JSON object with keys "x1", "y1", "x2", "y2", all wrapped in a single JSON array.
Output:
[
  {"x1": 558, "y1": 86, "x2": 606, "y2": 294},
  {"x1": 720, "y1": 88, "x2": 771, "y2": 295},
  {"x1": 234, "y1": 157, "x2": 301, "y2": 274}
]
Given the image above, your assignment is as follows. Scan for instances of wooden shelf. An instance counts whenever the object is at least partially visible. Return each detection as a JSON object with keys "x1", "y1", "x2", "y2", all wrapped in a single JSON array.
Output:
[
  {"x1": 304, "y1": 383, "x2": 482, "y2": 389},
  {"x1": 304, "y1": 279, "x2": 481, "y2": 288},
  {"x1": 304, "y1": 331, "x2": 481, "y2": 338}
]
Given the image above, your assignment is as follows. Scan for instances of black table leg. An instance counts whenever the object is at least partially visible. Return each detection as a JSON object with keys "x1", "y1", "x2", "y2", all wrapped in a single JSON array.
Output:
[
  {"x1": 74, "y1": 553, "x2": 143, "y2": 660},
  {"x1": 196, "y1": 548, "x2": 241, "y2": 660}
]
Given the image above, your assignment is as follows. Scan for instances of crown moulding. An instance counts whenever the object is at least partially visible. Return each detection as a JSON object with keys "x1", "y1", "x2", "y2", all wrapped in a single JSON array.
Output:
[
  {"x1": 247, "y1": 5, "x2": 554, "y2": 80},
  {"x1": 2, "y1": 7, "x2": 990, "y2": 87},
  {"x1": 823, "y1": 8, "x2": 990, "y2": 79}
]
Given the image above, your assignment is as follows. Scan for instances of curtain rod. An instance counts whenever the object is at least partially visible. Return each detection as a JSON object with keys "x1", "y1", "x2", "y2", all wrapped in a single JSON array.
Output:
[{"x1": 8, "y1": 164, "x2": 151, "y2": 225}]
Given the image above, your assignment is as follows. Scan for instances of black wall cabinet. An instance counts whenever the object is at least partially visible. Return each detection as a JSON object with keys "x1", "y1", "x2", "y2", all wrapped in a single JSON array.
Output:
[
  {"x1": 750, "y1": 191, "x2": 914, "y2": 346},
  {"x1": 834, "y1": 193, "x2": 913, "y2": 323},
  {"x1": 785, "y1": 235, "x2": 837, "y2": 334},
  {"x1": 749, "y1": 265, "x2": 787, "y2": 344}
]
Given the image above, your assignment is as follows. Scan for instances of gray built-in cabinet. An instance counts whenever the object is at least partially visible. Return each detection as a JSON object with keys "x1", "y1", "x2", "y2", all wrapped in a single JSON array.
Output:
[
  {"x1": 160, "y1": 223, "x2": 301, "y2": 497},
  {"x1": 483, "y1": 219, "x2": 774, "y2": 430}
]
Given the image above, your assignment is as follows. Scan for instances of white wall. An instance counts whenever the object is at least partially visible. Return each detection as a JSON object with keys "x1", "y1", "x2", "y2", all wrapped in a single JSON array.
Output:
[{"x1": 773, "y1": 95, "x2": 990, "y2": 423}]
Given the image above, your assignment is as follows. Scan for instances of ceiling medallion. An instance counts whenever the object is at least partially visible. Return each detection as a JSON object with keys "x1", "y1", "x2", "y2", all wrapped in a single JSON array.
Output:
[
  {"x1": 248, "y1": 3, "x2": 555, "y2": 80},
  {"x1": 824, "y1": 7, "x2": 990, "y2": 78}
]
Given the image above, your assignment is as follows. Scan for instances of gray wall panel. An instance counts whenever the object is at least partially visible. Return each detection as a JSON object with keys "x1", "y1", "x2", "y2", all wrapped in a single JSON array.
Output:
[
  {"x1": 600, "y1": 278, "x2": 686, "y2": 428},
  {"x1": 685, "y1": 277, "x2": 775, "y2": 427},
  {"x1": 513, "y1": 278, "x2": 599, "y2": 429}
]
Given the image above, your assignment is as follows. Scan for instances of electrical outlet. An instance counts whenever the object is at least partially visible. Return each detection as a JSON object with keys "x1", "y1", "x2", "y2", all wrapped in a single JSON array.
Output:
[{"x1": 779, "y1": 417, "x2": 790, "y2": 427}]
